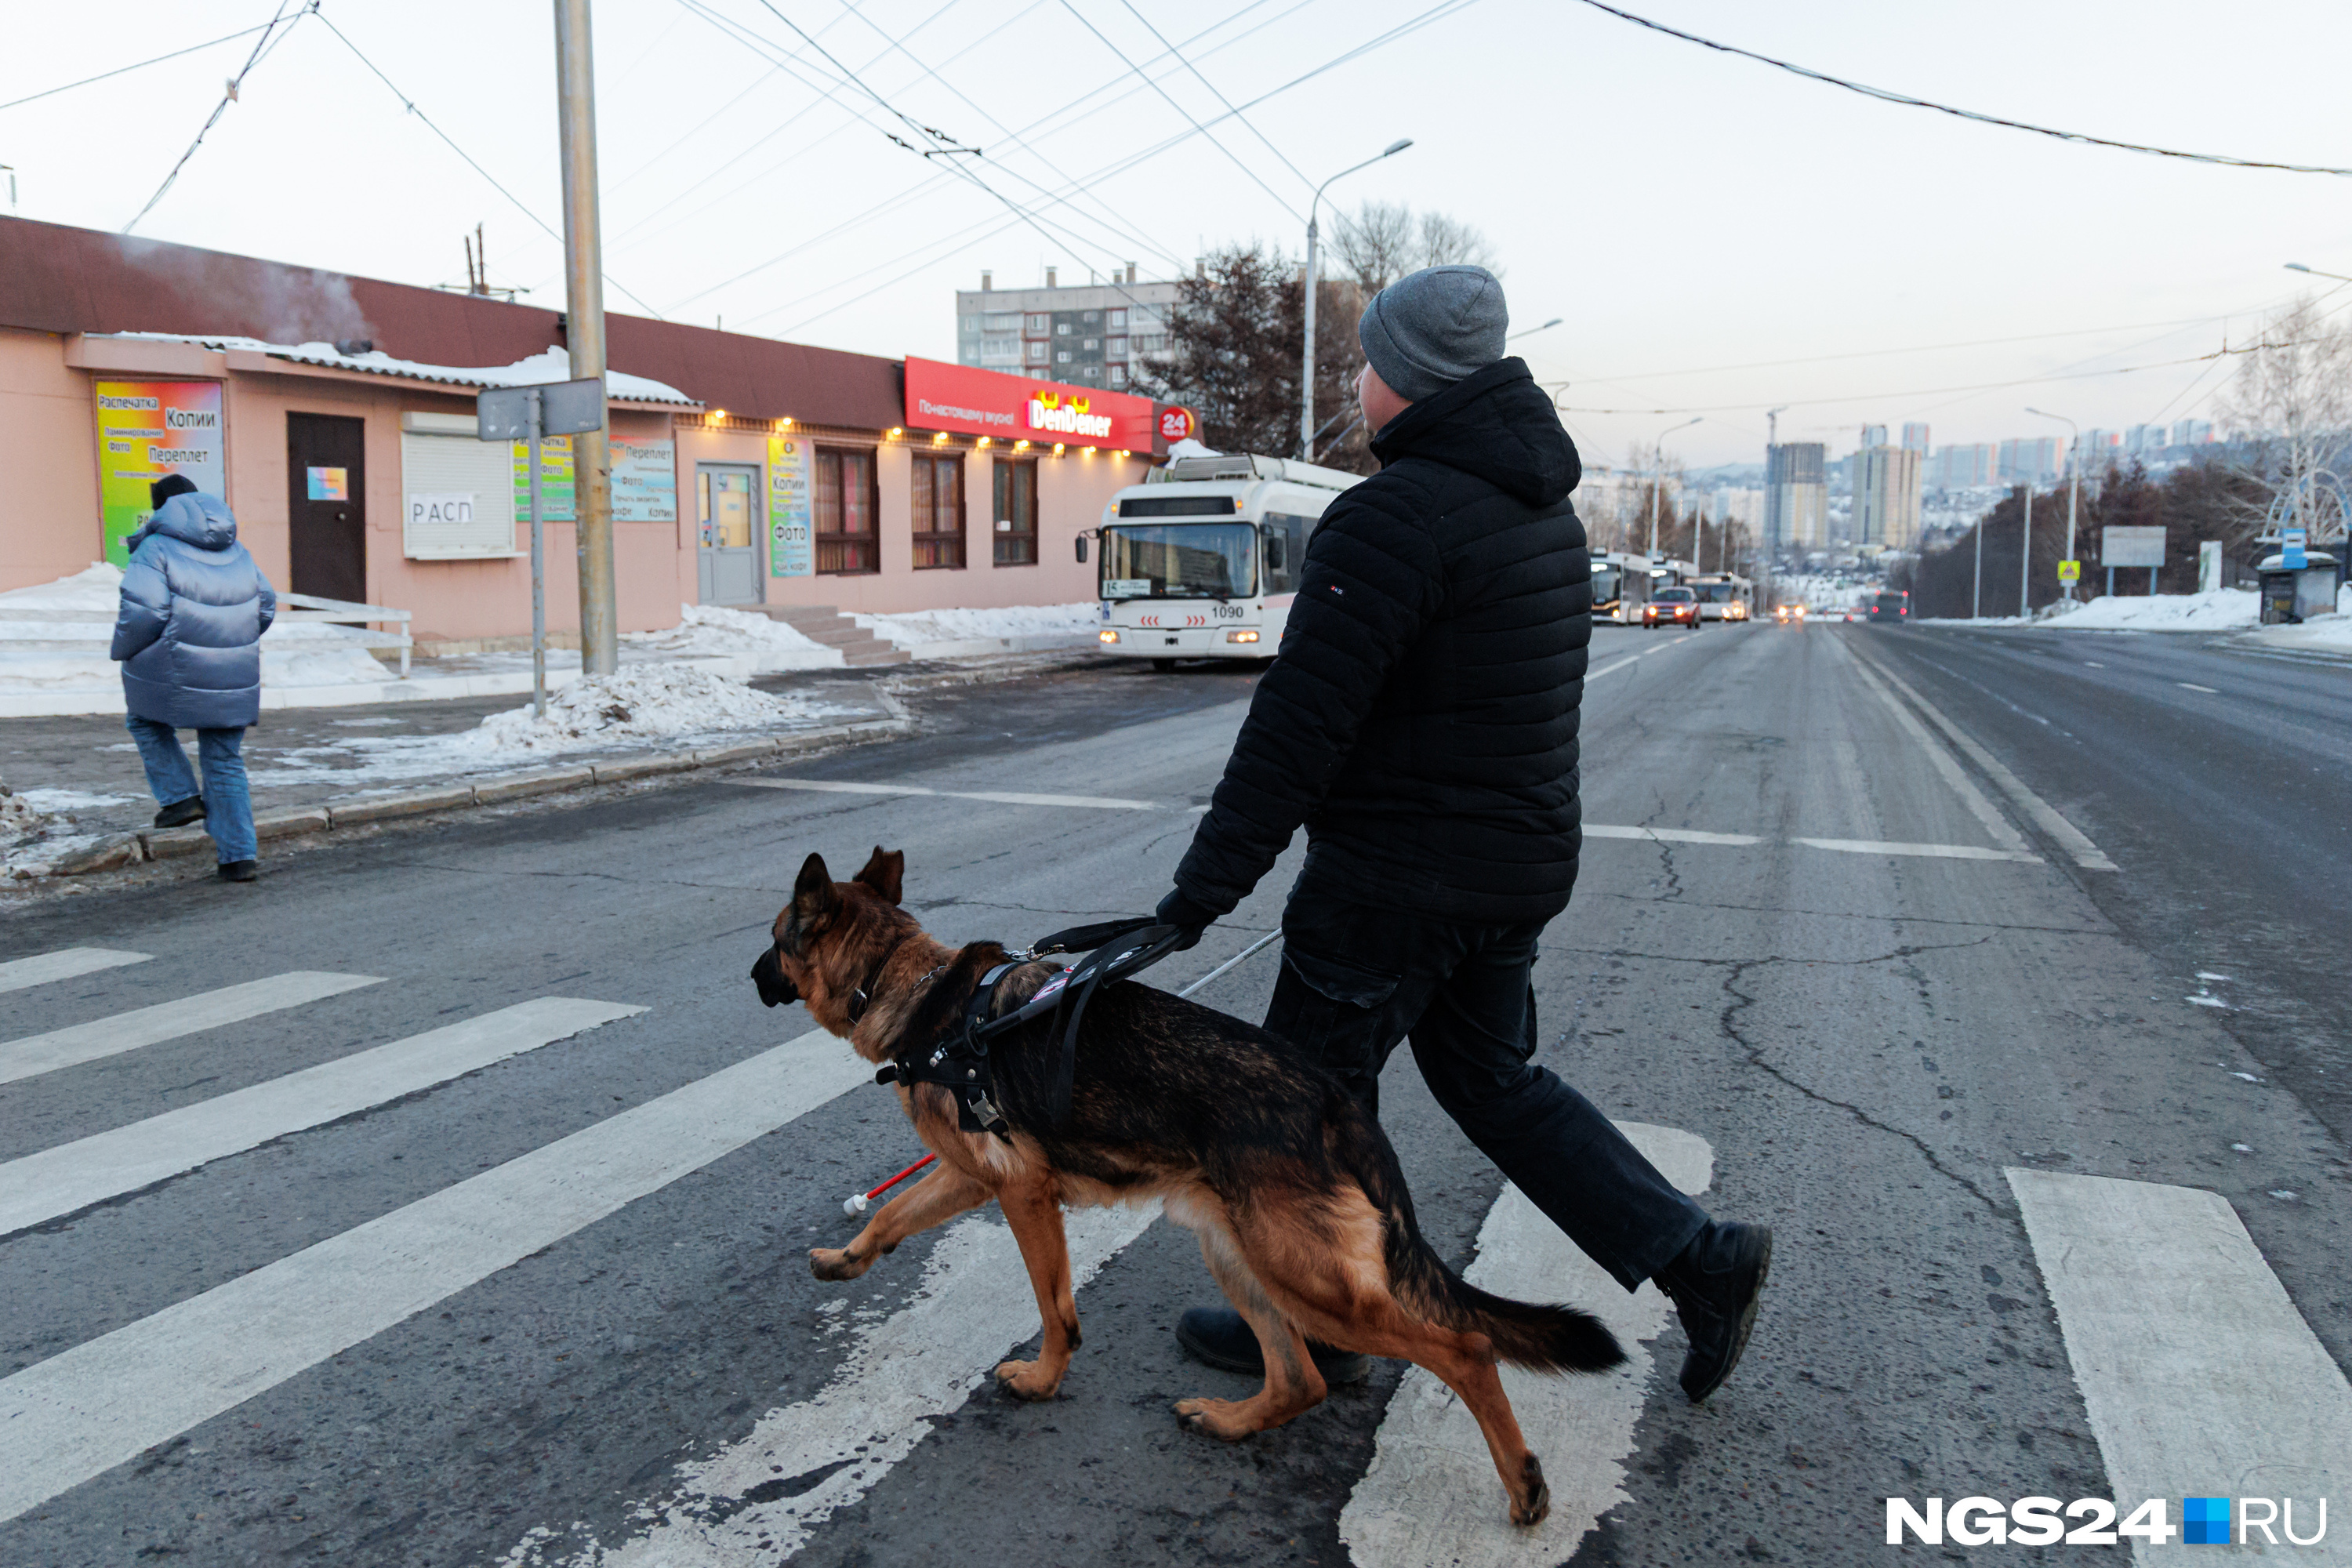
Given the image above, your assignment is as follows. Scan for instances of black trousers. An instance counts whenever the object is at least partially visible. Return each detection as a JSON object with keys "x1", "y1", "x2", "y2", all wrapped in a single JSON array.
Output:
[{"x1": 1263, "y1": 894, "x2": 1709, "y2": 1292}]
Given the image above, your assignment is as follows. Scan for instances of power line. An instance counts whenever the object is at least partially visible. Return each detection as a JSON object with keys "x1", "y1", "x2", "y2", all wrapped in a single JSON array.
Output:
[
  {"x1": 1113, "y1": 0, "x2": 1315, "y2": 193},
  {"x1": 0, "y1": 22, "x2": 275, "y2": 114},
  {"x1": 124, "y1": 2, "x2": 309, "y2": 234},
  {"x1": 1573, "y1": 0, "x2": 2352, "y2": 178},
  {"x1": 308, "y1": 8, "x2": 667, "y2": 320}
]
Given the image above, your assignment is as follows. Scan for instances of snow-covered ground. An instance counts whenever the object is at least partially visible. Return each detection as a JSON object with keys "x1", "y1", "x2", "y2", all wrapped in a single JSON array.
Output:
[
  {"x1": 1932, "y1": 584, "x2": 2352, "y2": 650},
  {"x1": 619, "y1": 604, "x2": 835, "y2": 666},
  {"x1": 851, "y1": 601, "x2": 1100, "y2": 654}
]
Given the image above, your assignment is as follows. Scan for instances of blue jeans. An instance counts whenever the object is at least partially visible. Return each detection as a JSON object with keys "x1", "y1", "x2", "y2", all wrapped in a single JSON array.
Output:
[
  {"x1": 1265, "y1": 895, "x2": 1711, "y2": 1292},
  {"x1": 125, "y1": 714, "x2": 256, "y2": 865}
]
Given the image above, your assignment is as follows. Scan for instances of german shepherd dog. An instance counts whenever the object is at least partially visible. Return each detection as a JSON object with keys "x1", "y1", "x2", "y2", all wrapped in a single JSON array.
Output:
[{"x1": 751, "y1": 848, "x2": 1624, "y2": 1526}]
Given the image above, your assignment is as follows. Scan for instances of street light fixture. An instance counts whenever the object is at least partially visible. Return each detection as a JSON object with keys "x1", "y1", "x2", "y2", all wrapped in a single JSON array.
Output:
[
  {"x1": 1301, "y1": 138, "x2": 1414, "y2": 459},
  {"x1": 1507, "y1": 317, "x2": 1563, "y2": 343},
  {"x1": 2286, "y1": 262, "x2": 2352, "y2": 284},
  {"x1": 1648, "y1": 416, "x2": 1702, "y2": 559},
  {"x1": 2025, "y1": 407, "x2": 2082, "y2": 601}
]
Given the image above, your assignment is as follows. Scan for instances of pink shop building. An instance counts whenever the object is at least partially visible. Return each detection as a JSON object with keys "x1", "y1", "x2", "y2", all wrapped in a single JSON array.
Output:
[{"x1": 0, "y1": 217, "x2": 1179, "y2": 652}]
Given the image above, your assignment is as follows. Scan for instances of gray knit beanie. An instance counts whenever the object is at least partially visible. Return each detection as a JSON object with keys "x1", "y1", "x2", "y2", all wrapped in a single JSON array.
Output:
[{"x1": 1357, "y1": 265, "x2": 1509, "y2": 402}]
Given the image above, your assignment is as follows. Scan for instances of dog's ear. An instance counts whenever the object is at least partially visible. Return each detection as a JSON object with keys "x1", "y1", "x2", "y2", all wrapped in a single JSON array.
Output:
[
  {"x1": 793, "y1": 852, "x2": 840, "y2": 923},
  {"x1": 853, "y1": 845, "x2": 905, "y2": 906}
]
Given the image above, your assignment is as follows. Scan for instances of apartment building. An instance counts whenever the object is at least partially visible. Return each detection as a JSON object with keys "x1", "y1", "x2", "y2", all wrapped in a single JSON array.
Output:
[{"x1": 954, "y1": 267, "x2": 1181, "y2": 393}]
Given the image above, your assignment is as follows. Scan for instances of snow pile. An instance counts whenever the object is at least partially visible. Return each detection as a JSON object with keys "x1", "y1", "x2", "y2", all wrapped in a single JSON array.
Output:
[
  {"x1": 1, "y1": 771, "x2": 49, "y2": 847},
  {"x1": 622, "y1": 604, "x2": 838, "y2": 667},
  {"x1": 0, "y1": 563, "x2": 390, "y2": 691},
  {"x1": 852, "y1": 601, "x2": 1101, "y2": 649},
  {"x1": 2046, "y1": 588, "x2": 2262, "y2": 632},
  {"x1": 0, "y1": 562, "x2": 122, "y2": 615}
]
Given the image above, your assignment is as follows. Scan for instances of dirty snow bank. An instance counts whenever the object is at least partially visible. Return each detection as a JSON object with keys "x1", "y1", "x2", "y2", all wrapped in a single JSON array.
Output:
[
  {"x1": 851, "y1": 601, "x2": 1100, "y2": 649},
  {"x1": 621, "y1": 604, "x2": 839, "y2": 668},
  {"x1": 0, "y1": 562, "x2": 394, "y2": 690}
]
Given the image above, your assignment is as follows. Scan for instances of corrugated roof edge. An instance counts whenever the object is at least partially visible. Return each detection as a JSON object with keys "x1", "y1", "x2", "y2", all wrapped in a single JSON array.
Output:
[{"x1": 93, "y1": 333, "x2": 699, "y2": 406}]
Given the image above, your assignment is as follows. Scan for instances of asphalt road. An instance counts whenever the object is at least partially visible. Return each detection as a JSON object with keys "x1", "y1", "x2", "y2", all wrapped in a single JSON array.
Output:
[{"x1": 3, "y1": 626, "x2": 2347, "y2": 1567}]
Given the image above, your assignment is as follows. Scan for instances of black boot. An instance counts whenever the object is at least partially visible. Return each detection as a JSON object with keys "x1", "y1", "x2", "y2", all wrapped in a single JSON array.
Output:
[
  {"x1": 1657, "y1": 1221, "x2": 1772, "y2": 1403},
  {"x1": 1174, "y1": 1307, "x2": 1369, "y2": 1385},
  {"x1": 216, "y1": 859, "x2": 258, "y2": 883},
  {"x1": 154, "y1": 795, "x2": 205, "y2": 829}
]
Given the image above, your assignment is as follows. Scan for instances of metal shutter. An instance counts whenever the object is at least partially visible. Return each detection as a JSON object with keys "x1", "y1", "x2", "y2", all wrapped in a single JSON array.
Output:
[{"x1": 399, "y1": 429, "x2": 518, "y2": 559}]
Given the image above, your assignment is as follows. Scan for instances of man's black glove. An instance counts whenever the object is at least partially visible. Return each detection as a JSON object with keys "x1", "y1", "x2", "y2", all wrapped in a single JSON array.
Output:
[{"x1": 1156, "y1": 887, "x2": 1218, "y2": 953}]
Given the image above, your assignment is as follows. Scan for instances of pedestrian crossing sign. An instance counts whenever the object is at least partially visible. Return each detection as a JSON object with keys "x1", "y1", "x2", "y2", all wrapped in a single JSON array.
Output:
[{"x1": 2057, "y1": 559, "x2": 2081, "y2": 583}]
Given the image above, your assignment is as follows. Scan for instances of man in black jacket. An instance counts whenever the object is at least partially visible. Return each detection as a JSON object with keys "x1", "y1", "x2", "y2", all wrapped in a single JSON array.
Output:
[{"x1": 1156, "y1": 266, "x2": 1769, "y2": 1403}]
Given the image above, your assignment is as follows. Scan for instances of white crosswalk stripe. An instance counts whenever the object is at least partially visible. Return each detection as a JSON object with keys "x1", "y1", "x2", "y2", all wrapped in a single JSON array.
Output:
[
  {"x1": 1341, "y1": 1123, "x2": 1714, "y2": 1566},
  {"x1": 0, "y1": 948, "x2": 151, "y2": 995},
  {"x1": 0, "y1": 971, "x2": 383, "y2": 1086},
  {"x1": 2009, "y1": 1170, "x2": 2352, "y2": 1565},
  {"x1": 0, "y1": 1025, "x2": 866, "y2": 1525},
  {"x1": 0, "y1": 996, "x2": 644, "y2": 1236}
]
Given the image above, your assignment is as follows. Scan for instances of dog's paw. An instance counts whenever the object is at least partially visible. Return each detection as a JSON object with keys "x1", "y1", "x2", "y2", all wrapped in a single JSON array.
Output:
[
  {"x1": 808, "y1": 1247, "x2": 868, "y2": 1282},
  {"x1": 993, "y1": 1359, "x2": 1061, "y2": 1402},
  {"x1": 1173, "y1": 1396, "x2": 1255, "y2": 1442},
  {"x1": 1510, "y1": 1453, "x2": 1552, "y2": 1527}
]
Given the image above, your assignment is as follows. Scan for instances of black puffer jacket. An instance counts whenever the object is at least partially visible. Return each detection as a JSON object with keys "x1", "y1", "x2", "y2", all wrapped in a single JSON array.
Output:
[{"x1": 1169, "y1": 358, "x2": 1591, "y2": 925}]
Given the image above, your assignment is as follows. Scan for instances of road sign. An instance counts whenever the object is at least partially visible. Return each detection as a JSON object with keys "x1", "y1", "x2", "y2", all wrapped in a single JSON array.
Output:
[
  {"x1": 476, "y1": 378, "x2": 604, "y2": 441},
  {"x1": 2101, "y1": 526, "x2": 2165, "y2": 569},
  {"x1": 2282, "y1": 525, "x2": 2308, "y2": 571},
  {"x1": 2057, "y1": 559, "x2": 2081, "y2": 584}
]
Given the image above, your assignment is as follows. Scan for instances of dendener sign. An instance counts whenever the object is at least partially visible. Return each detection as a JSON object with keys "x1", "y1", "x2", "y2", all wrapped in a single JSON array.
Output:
[{"x1": 903, "y1": 358, "x2": 1159, "y2": 452}]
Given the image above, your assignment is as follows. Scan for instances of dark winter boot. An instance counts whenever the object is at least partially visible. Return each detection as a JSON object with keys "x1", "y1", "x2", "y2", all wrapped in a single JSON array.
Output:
[
  {"x1": 216, "y1": 859, "x2": 258, "y2": 883},
  {"x1": 1175, "y1": 1307, "x2": 1369, "y2": 1385},
  {"x1": 1657, "y1": 1221, "x2": 1772, "y2": 1403},
  {"x1": 154, "y1": 795, "x2": 206, "y2": 829}
]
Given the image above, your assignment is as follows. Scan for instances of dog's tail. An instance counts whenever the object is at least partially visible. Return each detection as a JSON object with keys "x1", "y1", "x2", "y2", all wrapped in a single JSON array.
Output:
[{"x1": 1347, "y1": 1110, "x2": 1625, "y2": 1374}]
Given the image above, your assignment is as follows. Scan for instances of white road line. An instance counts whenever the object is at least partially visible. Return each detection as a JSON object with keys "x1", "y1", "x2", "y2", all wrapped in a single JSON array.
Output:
[
  {"x1": 1842, "y1": 652, "x2": 2031, "y2": 854},
  {"x1": 1857, "y1": 655, "x2": 2119, "y2": 872},
  {"x1": 2008, "y1": 1170, "x2": 2352, "y2": 1564},
  {"x1": 731, "y1": 779, "x2": 1160, "y2": 811},
  {"x1": 2176, "y1": 681, "x2": 2218, "y2": 694},
  {"x1": 1792, "y1": 837, "x2": 2042, "y2": 864},
  {"x1": 0, "y1": 1025, "x2": 870, "y2": 1525},
  {"x1": 1341, "y1": 1122, "x2": 1714, "y2": 1566},
  {"x1": 0, "y1": 997, "x2": 644, "y2": 1236},
  {"x1": 0, "y1": 948, "x2": 151, "y2": 995},
  {"x1": 0, "y1": 971, "x2": 385, "y2": 1087},
  {"x1": 510, "y1": 1203, "x2": 1163, "y2": 1566},
  {"x1": 1584, "y1": 824, "x2": 1764, "y2": 846},
  {"x1": 1588, "y1": 655, "x2": 1642, "y2": 681}
]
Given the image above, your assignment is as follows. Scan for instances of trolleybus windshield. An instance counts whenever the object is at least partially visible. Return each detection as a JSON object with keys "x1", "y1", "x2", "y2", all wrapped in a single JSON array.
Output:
[{"x1": 1100, "y1": 523, "x2": 1258, "y2": 600}]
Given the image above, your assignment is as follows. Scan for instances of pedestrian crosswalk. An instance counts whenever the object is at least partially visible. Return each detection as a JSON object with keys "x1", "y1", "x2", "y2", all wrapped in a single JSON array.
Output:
[
  {"x1": 2, "y1": 941, "x2": 2344, "y2": 1566},
  {"x1": 0, "y1": 946, "x2": 151, "y2": 994}
]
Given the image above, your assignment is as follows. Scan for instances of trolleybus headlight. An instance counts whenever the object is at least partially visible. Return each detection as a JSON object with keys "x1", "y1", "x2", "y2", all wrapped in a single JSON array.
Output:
[
  {"x1": 1225, "y1": 630, "x2": 1259, "y2": 644},
  {"x1": 1099, "y1": 630, "x2": 1120, "y2": 644}
]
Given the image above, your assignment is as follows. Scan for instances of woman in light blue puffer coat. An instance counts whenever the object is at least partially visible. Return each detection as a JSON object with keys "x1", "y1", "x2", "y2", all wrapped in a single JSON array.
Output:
[{"x1": 110, "y1": 479, "x2": 277, "y2": 881}]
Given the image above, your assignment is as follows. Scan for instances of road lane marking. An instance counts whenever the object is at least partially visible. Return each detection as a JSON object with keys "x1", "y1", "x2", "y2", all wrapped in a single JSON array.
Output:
[
  {"x1": 1588, "y1": 655, "x2": 1641, "y2": 680},
  {"x1": 0, "y1": 997, "x2": 644, "y2": 1236},
  {"x1": 1341, "y1": 1123, "x2": 1714, "y2": 1566},
  {"x1": 730, "y1": 779, "x2": 1160, "y2": 811},
  {"x1": 0, "y1": 1025, "x2": 871, "y2": 1525},
  {"x1": 508, "y1": 1203, "x2": 1164, "y2": 1567},
  {"x1": 1792, "y1": 837, "x2": 2042, "y2": 863},
  {"x1": 1843, "y1": 653, "x2": 2030, "y2": 853},
  {"x1": 1851, "y1": 652, "x2": 2118, "y2": 871},
  {"x1": 2176, "y1": 681, "x2": 2218, "y2": 694},
  {"x1": 2007, "y1": 1169, "x2": 2352, "y2": 1560},
  {"x1": 0, "y1": 972, "x2": 386, "y2": 1087},
  {"x1": 0, "y1": 948, "x2": 151, "y2": 995},
  {"x1": 1584, "y1": 825, "x2": 1764, "y2": 846}
]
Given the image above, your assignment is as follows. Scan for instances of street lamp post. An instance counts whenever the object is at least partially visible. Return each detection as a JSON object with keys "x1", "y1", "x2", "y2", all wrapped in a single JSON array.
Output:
[
  {"x1": 1508, "y1": 317, "x2": 1563, "y2": 343},
  {"x1": 1301, "y1": 139, "x2": 1413, "y2": 459},
  {"x1": 1648, "y1": 417, "x2": 1702, "y2": 558},
  {"x1": 2026, "y1": 408, "x2": 2080, "y2": 601}
]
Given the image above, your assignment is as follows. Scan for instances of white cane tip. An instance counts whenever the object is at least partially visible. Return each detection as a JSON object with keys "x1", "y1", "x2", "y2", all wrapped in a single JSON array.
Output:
[{"x1": 844, "y1": 1193, "x2": 868, "y2": 1216}]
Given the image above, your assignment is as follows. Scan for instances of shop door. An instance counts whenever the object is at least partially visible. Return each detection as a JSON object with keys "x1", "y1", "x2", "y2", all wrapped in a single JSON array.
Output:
[
  {"x1": 697, "y1": 464, "x2": 764, "y2": 605},
  {"x1": 285, "y1": 413, "x2": 367, "y2": 602}
]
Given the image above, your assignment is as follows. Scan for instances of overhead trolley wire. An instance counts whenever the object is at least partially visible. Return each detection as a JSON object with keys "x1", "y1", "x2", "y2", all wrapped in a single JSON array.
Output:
[
  {"x1": 123, "y1": 2, "x2": 310, "y2": 234},
  {"x1": 1112, "y1": 0, "x2": 1317, "y2": 193},
  {"x1": 1573, "y1": 0, "x2": 2352, "y2": 177},
  {"x1": 0, "y1": 22, "x2": 277, "y2": 114}
]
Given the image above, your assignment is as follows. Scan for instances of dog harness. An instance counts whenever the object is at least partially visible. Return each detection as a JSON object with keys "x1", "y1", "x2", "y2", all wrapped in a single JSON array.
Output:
[{"x1": 874, "y1": 916, "x2": 1189, "y2": 1137}]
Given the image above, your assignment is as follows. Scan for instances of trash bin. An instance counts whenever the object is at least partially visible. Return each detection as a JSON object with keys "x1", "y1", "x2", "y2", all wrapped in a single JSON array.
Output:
[{"x1": 2257, "y1": 550, "x2": 2339, "y2": 625}]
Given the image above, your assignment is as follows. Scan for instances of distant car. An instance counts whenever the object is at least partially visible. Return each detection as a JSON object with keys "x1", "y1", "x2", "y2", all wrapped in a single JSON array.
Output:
[
  {"x1": 1642, "y1": 586, "x2": 1702, "y2": 628},
  {"x1": 1773, "y1": 603, "x2": 1807, "y2": 625},
  {"x1": 1867, "y1": 590, "x2": 1911, "y2": 624}
]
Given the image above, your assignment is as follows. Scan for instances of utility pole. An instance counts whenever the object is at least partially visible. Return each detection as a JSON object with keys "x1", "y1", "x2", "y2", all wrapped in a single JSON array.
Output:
[
  {"x1": 1972, "y1": 510, "x2": 1984, "y2": 619},
  {"x1": 555, "y1": 0, "x2": 617, "y2": 675},
  {"x1": 1301, "y1": 140, "x2": 1413, "y2": 459},
  {"x1": 2020, "y1": 482, "x2": 2034, "y2": 619},
  {"x1": 2027, "y1": 408, "x2": 2081, "y2": 601}
]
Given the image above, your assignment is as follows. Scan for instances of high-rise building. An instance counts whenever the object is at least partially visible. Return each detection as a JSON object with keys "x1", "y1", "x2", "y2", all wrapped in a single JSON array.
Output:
[
  {"x1": 1931, "y1": 443, "x2": 1997, "y2": 489},
  {"x1": 2171, "y1": 418, "x2": 2214, "y2": 447},
  {"x1": 1766, "y1": 442, "x2": 1828, "y2": 551},
  {"x1": 1901, "y1": 422, "x2": 1931, "y2": 453},
  {"x1": 1860, "y1": 423, "x2": 1889, "y2": 450},
  {"x1": 2077, "y1": 430, "x2": 2125, "y2": 471},
  {"x1": 1998, "y1": 437, "x2": 2061, "y2": 484},
  {"x1": 2124, "y1": 423, "x2": 2169, "y2": 456},
  {"x1": 954, "y1": 267, "x2": 1181, "y2": 389},
  {"x1": 1853, "y1": 443, "x2": 1922, "y2": 549}
]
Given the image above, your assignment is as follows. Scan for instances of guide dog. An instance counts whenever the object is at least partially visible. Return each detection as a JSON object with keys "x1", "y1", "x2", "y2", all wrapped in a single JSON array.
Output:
[{"x1": 751, "y1": 847, "x2": 1624, "y2": 1526}]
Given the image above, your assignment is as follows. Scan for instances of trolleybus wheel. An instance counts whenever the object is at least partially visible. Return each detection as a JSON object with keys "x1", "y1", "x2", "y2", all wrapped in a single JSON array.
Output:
[{"x1": 1152, "y1": 658, "x2": 1178, "y2": 673}]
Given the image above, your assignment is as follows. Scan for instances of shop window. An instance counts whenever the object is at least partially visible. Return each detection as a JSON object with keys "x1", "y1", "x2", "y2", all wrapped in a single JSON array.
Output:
[
  {"x1": 815, "y1": 448, "x2": 878, "y2": 575},
  {"x1": 993, "y1": 457, "x2": 1038, "y2": 566},
  {"x1": 909, "y1": 452, "x2": 965, "y2": 569}
]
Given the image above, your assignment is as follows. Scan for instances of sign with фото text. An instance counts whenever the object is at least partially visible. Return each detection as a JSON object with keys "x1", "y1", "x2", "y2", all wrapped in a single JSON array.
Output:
[
  {"x1": 509, "y1": 437, "x2": 675, "y2": 522},
  {"x1": 96, "y1": 379, "x2": 224, "y2": 565},
  {"x1": 904, "y1": 357, "x2": 1156, "y2": 452},
  {"x1": 768, "y1": 435, "x2": 814, "y2": 577},
  {"x1": 2101, "y1": 526, "x2": 2166, "y2": 569}
]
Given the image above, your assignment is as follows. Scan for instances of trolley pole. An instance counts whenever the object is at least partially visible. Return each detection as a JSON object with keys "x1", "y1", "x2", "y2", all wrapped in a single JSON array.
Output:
[{"x1": 554, "y1": 0, "x2": 617, "y2": 676}]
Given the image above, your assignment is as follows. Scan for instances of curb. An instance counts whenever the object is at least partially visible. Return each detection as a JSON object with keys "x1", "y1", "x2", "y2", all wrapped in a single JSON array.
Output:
[{"x1": 16, "y1": 713, "x2": 912, "y2": 881}]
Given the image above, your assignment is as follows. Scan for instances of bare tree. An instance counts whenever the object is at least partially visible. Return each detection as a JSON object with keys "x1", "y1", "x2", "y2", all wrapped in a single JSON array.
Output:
[
  {"x1": 1330, "y1": 200, "x2": 1501, "y2": 293},
  {"x1": 2214, "y1": 296, "x2": 2352, "y2": 542},
  {"x1": 1417, "y1": 209, "x2": 1498, "y2": 273}
]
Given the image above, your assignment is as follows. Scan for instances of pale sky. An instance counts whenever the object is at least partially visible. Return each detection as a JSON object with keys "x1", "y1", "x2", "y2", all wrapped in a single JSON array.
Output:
[{"x1": 6, "y1": 0, "x2": 2349, "y2": 471}]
